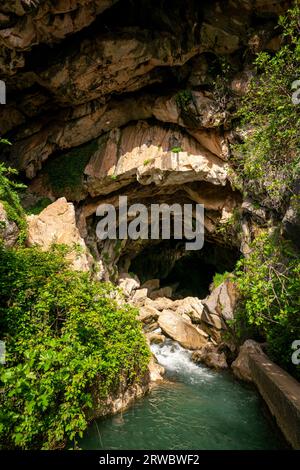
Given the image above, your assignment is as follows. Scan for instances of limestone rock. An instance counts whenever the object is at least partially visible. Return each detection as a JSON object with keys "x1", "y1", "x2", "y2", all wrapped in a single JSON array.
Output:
[
  {"x1": 145, "y1": 297, "x2": 175, "y2": 311},
  {"x1": 118, "y1": 272, "x2": 140, "y2": 297},
  {"x1": 26, "y1": 197, "x2": 92, "y2": 271},
  {"x1": 203, "y1": 278, "x2": 238, "y2": 323},
  {"x1": 141, "y1": 279, "x2": 160, "y2": 294},
  {"x1": 158, "y1": 309, "x2": 208, "y2": 350},
  {"x1": 146, "y1": 332, "x2": 165, "y2": 345},
  {"x1": 192, "y1": 344, "x2": 228, "y2": 371},
  {"x1": 150, "y1": 286, "x2": 173, "y2": 300},
  {"x1": 0, "y1": 202, "x2": 19, "y2": 247},
  {"x1": 231, "y1": 340, "x2": 264, "y2": 382},
  {"x1": 138, "y1": 306, "x2": 160, "y2": 324},
  {"x1": 175, "y1": 297, "x2": 204, "y2": 324},
  {"x1": 131, "y1": 288, "x2": 148, "y2": 307},
  {"x1": 148, "y1": 356, "x2": 165, "y2": 383}
]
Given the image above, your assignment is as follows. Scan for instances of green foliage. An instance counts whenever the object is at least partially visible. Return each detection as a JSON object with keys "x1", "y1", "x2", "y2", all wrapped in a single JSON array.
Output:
[
  {"x1": 175, "y1": 89, "x2": 193, "y2": 111},
  {"x1": 44, "y1": 140, "x2": 98, "y2": 200},
  {"x1": 232, "y1": 4, "x2": 300, "y2": 211},
  {"x1": 170, "y1": 146, "x2": 183, "y2": 153},
  {"x1": 235, "y1": 231, "x2": 300, "y2": 380},
  {"x1": 212, "y1": 271, "x2": 231, "y2": 289},
  {"x1": 143, "y1": 158, "x2": 154, "y2": 166},
  {"x1": 0, "y1": 244, "x2": 150, "y2": 449},
  {"x1": 0, "y1": 163, "x2": 27, "y2": 243},
  {"x1": 25, "y1": 197, "x2": 52, "y2": 215}
]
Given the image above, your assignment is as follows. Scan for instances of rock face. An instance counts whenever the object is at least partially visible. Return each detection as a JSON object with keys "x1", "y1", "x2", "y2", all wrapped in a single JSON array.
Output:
[
  {"x1": 192, "y1": 343, "x2": 228, "y2": 371},
  {"x1": 0, "y1": 202, "x2": 19, "y2": 247},
  {"x1": 26, "y1": 197, "x2": 92, "y2": 271},
  {"x1": 231, "y1": 340, "x2": 264, "y2": 382},
  {"x1": 158, "y1": 310, "x2": 208, "y2": 350}
]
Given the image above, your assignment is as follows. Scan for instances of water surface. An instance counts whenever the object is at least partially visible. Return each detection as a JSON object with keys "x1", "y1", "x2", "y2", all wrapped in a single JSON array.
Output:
[{"x1": 81, "y1": 341, "x2": 286, "y2": 450}]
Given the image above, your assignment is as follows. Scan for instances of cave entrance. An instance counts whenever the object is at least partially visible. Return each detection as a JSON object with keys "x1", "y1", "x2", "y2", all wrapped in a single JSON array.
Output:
[{"x1": 128, "y1": 240, "x2": 239, "y2": 299}]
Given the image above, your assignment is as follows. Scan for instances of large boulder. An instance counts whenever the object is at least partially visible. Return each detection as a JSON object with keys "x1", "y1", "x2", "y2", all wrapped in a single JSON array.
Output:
[
  {"x1": 202, "y1": 278, "x2": 238, "y2": 324},
  {"x1": 0, "y1": 202, "x2": 19, "y2": 247},
  {"x1": 158, "y1": 309, "x2": 208, "y2": 350},
  {"x1": 175, "y1": 296, "x2": 204, "y2": 323},
  {"x1": 231, "y1": 340, "x2": 264, "y2": 382},
  {"x1": 26, "y1": 197, "x2": 92, "y2": 271}
]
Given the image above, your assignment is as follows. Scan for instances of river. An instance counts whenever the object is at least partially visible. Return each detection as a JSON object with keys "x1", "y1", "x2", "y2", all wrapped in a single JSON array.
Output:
[{"x1": 81, "y1": 340, "x2": 286, "y2": 450}]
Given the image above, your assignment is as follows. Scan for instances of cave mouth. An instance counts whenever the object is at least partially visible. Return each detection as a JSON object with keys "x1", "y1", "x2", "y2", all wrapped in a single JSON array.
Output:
[{"x1": 128, "y1": 239, "x2": 239, "y2": 299}]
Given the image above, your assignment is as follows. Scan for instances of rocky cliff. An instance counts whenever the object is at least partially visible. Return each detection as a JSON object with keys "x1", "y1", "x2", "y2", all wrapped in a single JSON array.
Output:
[{"x1": 0, "y1": 0, "x2": 296, "y2": 348}]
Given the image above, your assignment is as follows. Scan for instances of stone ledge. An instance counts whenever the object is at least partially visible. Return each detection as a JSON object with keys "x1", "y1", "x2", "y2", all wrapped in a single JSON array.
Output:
[{"x1": 249, "y1": 353, "x2": 300, "y2": 449}]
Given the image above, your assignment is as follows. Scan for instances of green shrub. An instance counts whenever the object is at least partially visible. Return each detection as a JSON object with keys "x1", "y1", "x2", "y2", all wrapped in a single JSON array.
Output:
[
  {"x1": 212, "y1": 271, "x2": 231, "y2": 289},
  {"x1": 25, "y1": 197, "x2": 52, "y2": 215},
  {"x1": 0, "y1": 244, "x2": 150, "y2": 449},
  {"x1": 235, "y1": 231, "x2": 300, "y2": 380},
  {"x1": 0, "y1": 163, "x2": 27, "y2": 243},
  {"x1": 43, "y1": 139, "x2": 99, "y2": 200},
  {"x1": 232, "y1": 4, "x2": 300, "y2": 212}
]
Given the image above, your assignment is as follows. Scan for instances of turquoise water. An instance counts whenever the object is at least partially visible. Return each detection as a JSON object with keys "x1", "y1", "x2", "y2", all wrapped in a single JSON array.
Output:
[{"x1": 81, "y1": 341, "x2": 286, "y2": 450}]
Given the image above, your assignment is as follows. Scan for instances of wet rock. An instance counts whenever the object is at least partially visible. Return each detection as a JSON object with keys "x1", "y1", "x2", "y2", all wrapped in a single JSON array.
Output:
[
  {"x1": 192, "y1": 344, "x2": 228, "y2": 371},
  {"x1": 150, "y1": 286, "x2": 173, "y2": 300},
  {"x1": 146, "y1": 332, "x2": 166, "y2": 345},
  {"x1": 148, "y1": 356, "x2": 165, "y2": 383}
]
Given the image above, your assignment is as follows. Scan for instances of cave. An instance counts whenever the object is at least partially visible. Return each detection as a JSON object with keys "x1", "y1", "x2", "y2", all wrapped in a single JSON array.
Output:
[{"x1": 127, "y1": 239, "x2": 239, "y2": 299}]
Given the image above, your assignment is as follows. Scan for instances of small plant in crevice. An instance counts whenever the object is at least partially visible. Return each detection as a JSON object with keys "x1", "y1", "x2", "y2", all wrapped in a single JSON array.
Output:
[{"x1": 170, "y1": 146, "x2": 183, "y2": 153}]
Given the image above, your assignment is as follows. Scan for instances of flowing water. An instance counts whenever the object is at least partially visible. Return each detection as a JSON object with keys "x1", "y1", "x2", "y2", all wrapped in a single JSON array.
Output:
[{"x1": 81, "y1": 340, "x2": 286, "y2": 450}]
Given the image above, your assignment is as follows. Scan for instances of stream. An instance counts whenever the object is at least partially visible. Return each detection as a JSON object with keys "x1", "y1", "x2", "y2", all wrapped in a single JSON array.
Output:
[{"x1": 81, "y1": 340, "x2": 286, "y2": 450}]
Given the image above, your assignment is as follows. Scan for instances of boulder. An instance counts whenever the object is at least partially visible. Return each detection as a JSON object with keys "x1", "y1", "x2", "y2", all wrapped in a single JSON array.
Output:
[
  {"x1": 231, "y1": 340, "x2": 264, "y2": 382},
  {"x1": 148, "y1": 356, "x2": 165, "y2": 383},
  {"x1": 141, "y1": 279, "x2": 160, "y2": 294},
  {"x1": 150, "y1": 286, "x2": 173, "y2": 300},
  {"x1": 0, "y1": 202, "x2": 19, "y2": 247},
  {"x1": 192, "y1": 343, "x2": 228, "y2": 371},
  {"x1": 202, "y1": 278, "x2": 238, "y2": 323},
  {"x1": 145, "y1": 297, "x2": 175, "y2": 311},
  {"x1": 158, "y1": 310, "x2": 208, "y2": 350},
  {"x1": 175, "y1": 296, "x2": 204, "y2": 323},
  {"x1": 131, "y1": 288, "x2": 148, "y2": 306},
  {"x1": 146, "y1": 332, "x2": 166, "y2": 345},
  {"x1": 118, "y1": 272, "x2": 140, "y2": 296},
  {"x1": 26, "y1": 197, "x2": 92, "y2": 271},
  {"x1": 138, "y1": 306, "x2": 160, "y2": 324}
]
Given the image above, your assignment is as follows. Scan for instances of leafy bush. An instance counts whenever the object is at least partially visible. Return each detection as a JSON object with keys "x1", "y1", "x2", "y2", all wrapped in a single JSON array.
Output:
[
  {"x1": 235, "y1": 231, "x2": 300, "y2": 380},
  {"x1": 0, "y1": 244, "x2": 150, "y2": 449},
  {"x1": 0, "y1": 163, "x2": 27, "y2": 243},
  {"x1": 212, "y1": 271, "x2": 231, "y2": 289},
  {"x1": 232, "y1": 4, "x2": 300, "y2": 212}
]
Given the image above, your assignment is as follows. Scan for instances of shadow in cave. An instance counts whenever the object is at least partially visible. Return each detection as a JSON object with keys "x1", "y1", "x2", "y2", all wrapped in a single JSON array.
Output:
[{"x1": 128, "y1": 240, "x2": 239, "y2": 299}]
